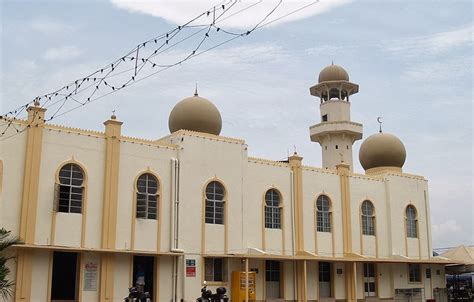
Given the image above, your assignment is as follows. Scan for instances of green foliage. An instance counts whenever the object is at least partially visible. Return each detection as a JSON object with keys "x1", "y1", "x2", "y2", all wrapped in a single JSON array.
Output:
[{"x1": 0, "y1": 228, "x2": 21, "y2": 301}]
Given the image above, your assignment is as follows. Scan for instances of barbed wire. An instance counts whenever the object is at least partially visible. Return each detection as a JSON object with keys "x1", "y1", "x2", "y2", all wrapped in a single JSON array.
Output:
[{"x1": 0, "y1": 0, "x2": 319, "y2": 141}]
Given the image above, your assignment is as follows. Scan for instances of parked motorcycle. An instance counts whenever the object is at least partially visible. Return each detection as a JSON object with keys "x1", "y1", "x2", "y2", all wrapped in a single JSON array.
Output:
[
  {"x1": 196, "y1": 281, "x2": 229, "y2": 302},
  {"x1": 124, "y1": 286, "x2": 151, "y2": 302}
]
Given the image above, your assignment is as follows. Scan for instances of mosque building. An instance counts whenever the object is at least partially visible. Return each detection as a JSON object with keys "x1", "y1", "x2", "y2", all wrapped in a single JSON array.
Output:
[{"x1": 0, "y1": 64, "x2": 451, "y2": 302}]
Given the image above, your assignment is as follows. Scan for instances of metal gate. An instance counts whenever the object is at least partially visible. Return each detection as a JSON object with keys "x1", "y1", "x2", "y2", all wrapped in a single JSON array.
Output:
[{"x1": 394, "y1": 288, "x2": 425, "y2": 302}]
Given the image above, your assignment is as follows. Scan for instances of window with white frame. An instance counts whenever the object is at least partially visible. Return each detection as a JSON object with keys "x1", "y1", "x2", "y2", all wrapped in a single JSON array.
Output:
[
  {"x1": 265, "y1": 189, "x2": 281, "y2": 229},
  {"x1": 56, "y1": 163, "x2": 84, "y2": 213},
  {"x1": 316, "y1": 195, "x2": 331, "y2": 232},
  {"x1": 361, "y1": 200, "x2": 375, "y2": 236},
  {"x1": 205, "y1": 181, "x2": 225, "y2": 224},
  {"x1": 204, "y1": 258, "x2": 225, "y2": 282},
  {"x1": 409, "y1": 264, "x2": 421, "y2": 282},
  {"x1": 406, "y1": 205, "x2": 418, "y2": 238},
  {"x1": 136, "y1": 173, "x2": 159, "y2": 219}
]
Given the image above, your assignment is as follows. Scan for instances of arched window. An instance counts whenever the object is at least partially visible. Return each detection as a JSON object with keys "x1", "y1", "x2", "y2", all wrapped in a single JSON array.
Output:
[
  {"x1": 205, "y1": 181, "x2": 225, "y2": 225},
  {"x1": 264, "y1": 189, "x2": 281, "y2": 229},
  {"x1": 56, "y1": 163, "x2": 84, "y2": 213},
  {"x1": 316, "y1": 195, "x2": 331, "y2": 232},
  {"x1": 361, "y1": 200, "x2": 375, "y2": 236},
  {"x1": 406, "y1": 205, "x2": 418, "y2": 238},
  {"x1": 136, "y1": 173, "x2": 159, "y2": 219}
]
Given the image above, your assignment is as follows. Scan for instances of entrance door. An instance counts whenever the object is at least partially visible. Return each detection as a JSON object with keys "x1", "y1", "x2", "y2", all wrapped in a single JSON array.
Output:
[
  {"x1": 363, "y1": 263, "x2": 376, "y2": 297},
  {"x1": 51, "y1": 251, "x2": 78, "y2": 302},
  {"x1": 132, "y1": 256, "x2": 155, "y2": 300},
  {"x1": 318, "y1": 262, "x2": 331, "y2": 297},
  {"x1": 265, "y1": 260, "x2": 281, "y2": 299}
]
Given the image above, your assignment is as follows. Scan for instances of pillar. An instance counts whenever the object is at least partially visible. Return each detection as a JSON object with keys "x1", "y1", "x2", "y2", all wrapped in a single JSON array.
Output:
[{"x1": 15, "y1": 105, "x2": 46, "y2": 301}]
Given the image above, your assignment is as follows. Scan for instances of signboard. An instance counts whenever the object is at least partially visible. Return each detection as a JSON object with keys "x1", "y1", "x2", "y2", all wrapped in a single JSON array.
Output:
[
  {"x1": 83, "y1": 261, "x2": 98, "y2": 291},
  {"x1": 186, "y1": 259, "x2": 196, "y2": 277}
]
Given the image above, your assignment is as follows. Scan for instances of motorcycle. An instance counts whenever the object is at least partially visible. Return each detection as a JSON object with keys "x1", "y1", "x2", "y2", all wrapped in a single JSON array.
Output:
[
  {"x1": 196, "y1": 281, "x2": 229, "y2": 302},
  {"x1": 124, "y1": 286, "x2": 151, "y2": 302}
]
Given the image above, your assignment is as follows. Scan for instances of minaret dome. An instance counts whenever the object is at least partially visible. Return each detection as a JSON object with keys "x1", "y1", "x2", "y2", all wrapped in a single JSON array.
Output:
[{"x1": 308, "y1": 63, "x2": 363, "y2": 170}]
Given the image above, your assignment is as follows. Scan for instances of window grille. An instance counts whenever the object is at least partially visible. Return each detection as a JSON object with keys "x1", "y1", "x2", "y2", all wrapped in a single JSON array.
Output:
[
  {"x1": 409, "y1": 264, "x2": 421, "y2": 282},
  {"x1": 56, "y1": 163, "x2": 84, "y2": 213},
  {"x1": 136, "y1": 173, "x2": 159, "y2": 219},
  {"x1": 316, "y1": 195, "x2": 331, "y2": 232},
  {"x1": 265, "y1": 189, "x2": 281, "y2": 229},
  {"x1": 204, "y1": 258, "x2": 225, "y2": 282},
  {"x1": 319, "y1": 262, "x2": 331, "y2": 282},
  {"x1": 265, "y1": 260, "x2": 281, "y2": 282},
  {"x1": 361, "y1": 200, "x2": 375, "y2": 236},
  {"x1": 406, "y1": 205, "x2": 418, "y2": 238},
  {"x1": 205, "y1": 181, "x2": 225, "y2": 224}
]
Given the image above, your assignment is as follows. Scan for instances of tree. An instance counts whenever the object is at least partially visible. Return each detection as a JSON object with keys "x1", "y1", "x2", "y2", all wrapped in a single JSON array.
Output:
[{"x1": 0, "y1": 228, "x2": 21, "y2": 301}]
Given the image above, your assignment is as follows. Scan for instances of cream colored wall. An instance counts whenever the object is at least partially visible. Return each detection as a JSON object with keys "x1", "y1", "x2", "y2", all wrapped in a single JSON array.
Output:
[
  {"x1": 245, "y1": 160, "x2": 291, "y2": 254},
  {"x1": 348, "y1": 176, "x2": 386, "y2": 257},
  {"x1": 320, "y1": 100, "x2": 351, "y2": 121},
  {"x1": 386, "y1": 174, "x2": 431, "y2": 259},
  {"x1": 302, "y1": 168, "x2": 341, "y2": 257},
  {"x1": 113, "y1": 254, "x2": 130, "y2": 301},
  {"x1": 431, "y1": 265, "x2": 446, "y2": 289},
  {"x1": 0, "y1": 128, "x2": 27, "y2": 235},
  {"x1": 334, "y1": 262, "x2": 346, "y2": 299},
  {"x1": 306, "y1": 261, "x2": 318, "y2": 300},
  {"x1": 38, "y1": 129, "x2": 106, "y2": 248},
  {"x1": 356, "y1": 262, "x2": 364, "y2": 299},
  {"x1": 158, "y1": 256, "x2": 174, "y2": 301},
  {"x1": 116, "y1": 141, "x2": 176, "y2": 252},
  {"x1": 283, "y1": 261, "x2": 295, "y2": 301},
  {"x1": 173, "y1": 134, "x2": 247, "y2": 255},
  {"x1": 0, "y1": 118, "x2": 444, "y2": 302},
  {"x1": 377, "y1": 263, "x2": 393, "y2": 298},
  {"x1": 54, "y1": 213, "x2": 82, "y2": 247},
  {"x1": 319, "y1": 134, "x2": 356, "y2": 170},
  {"x1": 392, "y1": 263, "x2": 423, "y2": 289},
  {"x1": 30, "y1": 250, "x2": 49, "y2": 302}
]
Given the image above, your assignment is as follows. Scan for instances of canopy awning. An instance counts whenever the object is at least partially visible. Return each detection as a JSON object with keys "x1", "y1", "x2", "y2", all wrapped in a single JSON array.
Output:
[{"x1": 440, "y1": 245, "x2": 474, "y2": 274}]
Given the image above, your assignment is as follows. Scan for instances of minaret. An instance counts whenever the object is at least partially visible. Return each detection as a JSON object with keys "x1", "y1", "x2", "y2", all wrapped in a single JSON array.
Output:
[{"x1": 309, "y1": 63, "x2": 363, "y2": 170}]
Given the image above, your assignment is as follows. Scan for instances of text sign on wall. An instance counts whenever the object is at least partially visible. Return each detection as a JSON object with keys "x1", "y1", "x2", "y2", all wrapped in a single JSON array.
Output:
[
  {"x1": 186, "y1": 259, "x2": 196, "y2": 277},
  {"x1": 83, "y1": 261, "x2": 98, "y2": 291}
]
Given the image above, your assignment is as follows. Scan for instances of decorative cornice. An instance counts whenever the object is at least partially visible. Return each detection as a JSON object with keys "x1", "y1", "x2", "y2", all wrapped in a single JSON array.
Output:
[
  {"x1": 120, "y1": 135, "x2": 177, "y2": 149},
  {"x1": 248, "y1": 157, "x2": 290, "y2": 167},
  {"x1": 301, "y1": 165, "x2": 338, "y2": 175},
  {"x1": 45, "y1": 123, "x2": 105, "y2": 136},
  {"x1": 162, "y1": 129, "x2": 245, "y2": 145}
]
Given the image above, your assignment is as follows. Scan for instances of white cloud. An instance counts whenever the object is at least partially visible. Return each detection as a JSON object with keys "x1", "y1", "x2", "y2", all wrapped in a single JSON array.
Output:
[
  {"x1": 42, "y1": 46, "x2": 84, "y2": 61},
  {"x1": 110, "y1": 0, "x2": 352, "y2": 29},
  {"x1": 403, "y1": 55, "x2": 472, "y2": 82},
  {"x1": 381, "y1": 23, "x2": 473, "y2": 58},
  {"x1": 432, "y1": 220, "x2": 468, "y2": 247},
  {"x1": 30, "y1": 18, "x2": 76, "y2": 35}
]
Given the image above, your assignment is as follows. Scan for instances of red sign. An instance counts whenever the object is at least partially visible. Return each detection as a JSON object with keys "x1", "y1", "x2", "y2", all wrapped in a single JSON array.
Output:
[{"x1": 186, "y1": 266, "x2": 196, "y2": 277}]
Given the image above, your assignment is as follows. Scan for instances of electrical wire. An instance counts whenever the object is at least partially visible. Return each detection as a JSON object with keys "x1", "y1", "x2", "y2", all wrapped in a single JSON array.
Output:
[{"x1": 0, "y1": 1, "x2": 319, "y2": 141}]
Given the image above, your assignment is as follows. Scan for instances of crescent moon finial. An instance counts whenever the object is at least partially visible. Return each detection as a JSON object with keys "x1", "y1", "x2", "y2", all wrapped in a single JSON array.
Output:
[{"x1": 377, "y1": 116, "x2": 383, "y2": 133}]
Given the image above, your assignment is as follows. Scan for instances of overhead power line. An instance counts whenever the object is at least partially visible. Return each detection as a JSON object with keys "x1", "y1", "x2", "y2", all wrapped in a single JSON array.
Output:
[{"x1": 0, "y1": 0, "x2": 319, "y2": 141}]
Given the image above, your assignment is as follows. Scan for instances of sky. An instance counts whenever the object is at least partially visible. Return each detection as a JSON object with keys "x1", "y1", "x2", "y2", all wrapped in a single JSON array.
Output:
[{"x1": 1, "y1": 0, "x2": 472, "y2": 249}]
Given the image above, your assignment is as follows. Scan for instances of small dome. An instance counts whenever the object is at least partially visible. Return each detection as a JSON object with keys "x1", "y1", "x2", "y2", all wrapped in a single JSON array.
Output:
[
  {"x1": 168, "y1": 92, "x2": 222, "y2": 135},
  {"x1": 318, "y1": 64, "x2": 349, "y2": 83},
  {"x1": 359, "y1": 132, "x2": 406, "y2": 171}
]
